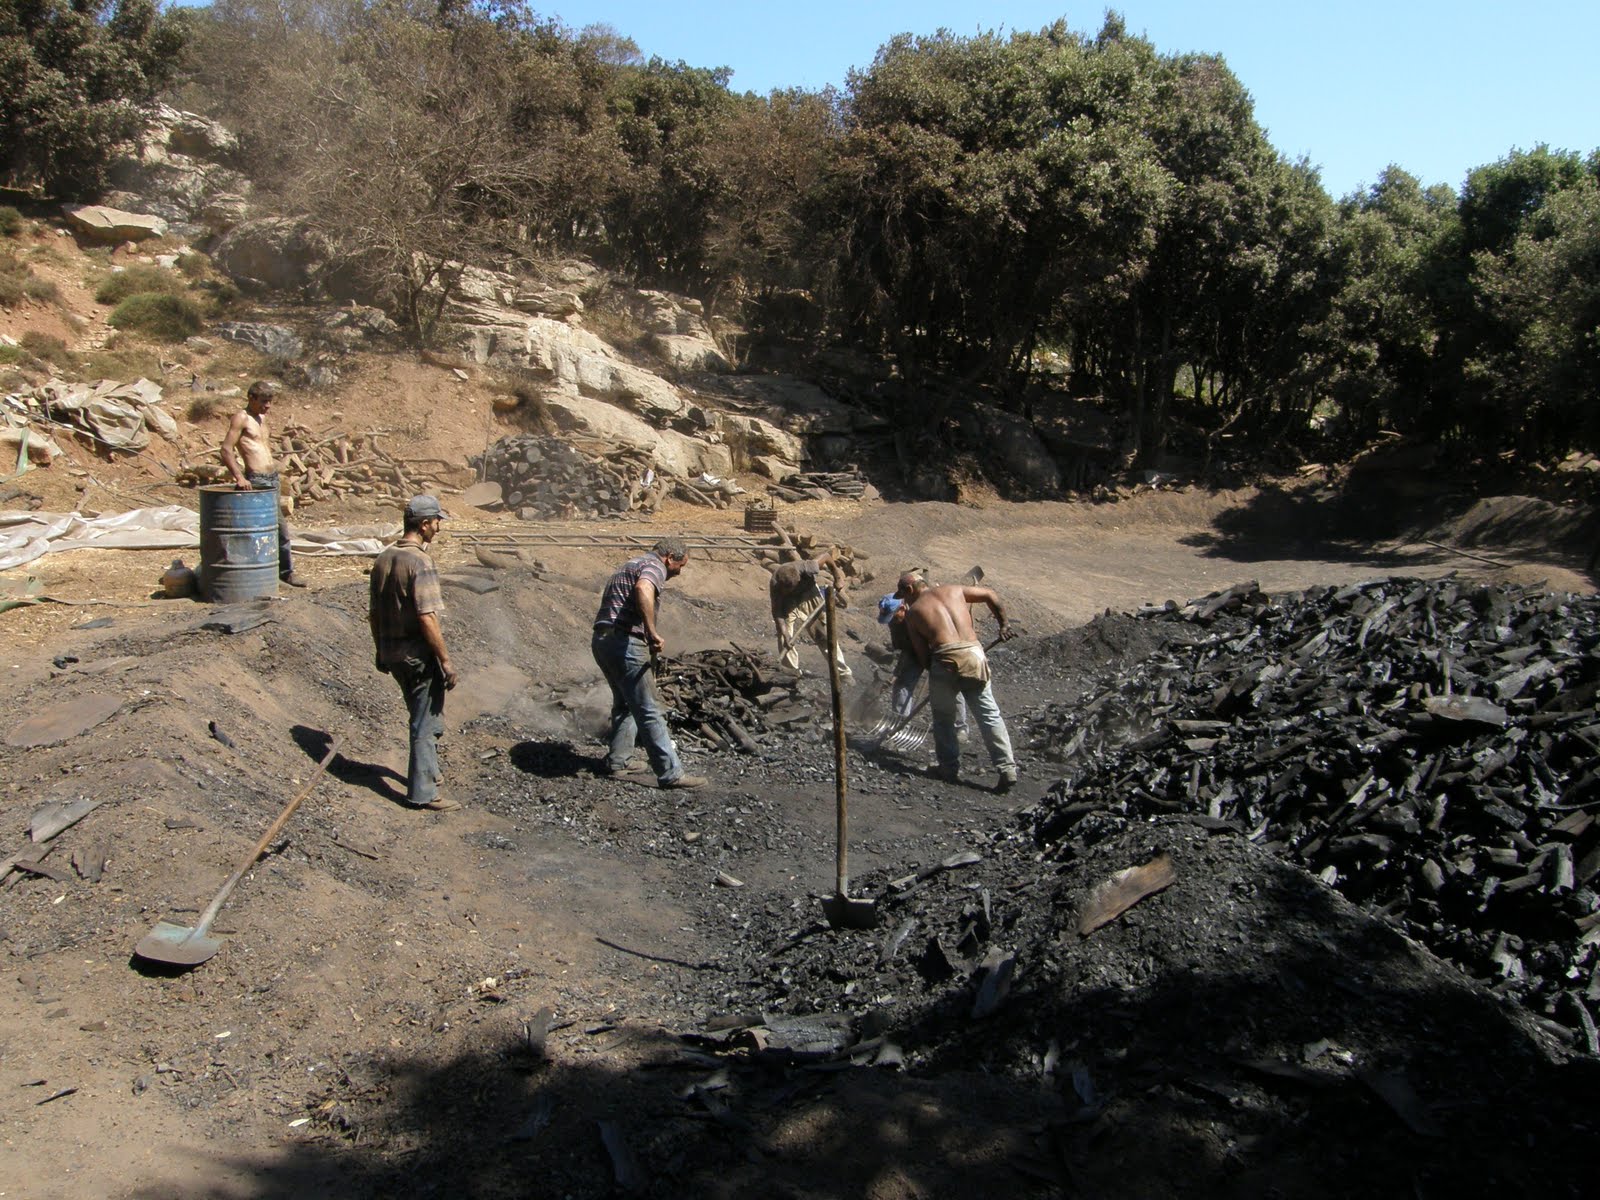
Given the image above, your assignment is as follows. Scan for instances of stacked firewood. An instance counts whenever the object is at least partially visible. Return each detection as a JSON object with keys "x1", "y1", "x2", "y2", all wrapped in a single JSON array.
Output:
[
  {"x1": 750, "y1": 524, "x2": 869, "y2": 585},
  {"x1": 766, "y1": 469, "x2": 870, "y2": 503},
  {"x1": 476, "y1": 434, "x2": 657, "y2": 520},
  {"x1": 177, "y1": 424, "x2": 464, "y2": 512}
]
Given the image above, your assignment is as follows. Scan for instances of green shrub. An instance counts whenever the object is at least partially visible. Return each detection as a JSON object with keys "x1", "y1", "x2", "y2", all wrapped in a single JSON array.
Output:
[
  {"x1": 0, "y1": 252, "x2": 26, "y2": 305},
  {"x1": 107, "y1": 292, "x2": 204, "y2": 341},
  {"x1": 19, "y1": 331, "x2": 72, "y2": 370},
  {"x1": 0, "y1": 345, "x2": 24, "y2": 365},
  {"x1": 197, "y1": 277, "x2": 240, "y2": 310},
  {"x1": 23, "y1": 276, "x2": 61, "y2": 305},
  {"x1": 1, "y1": 1, "x2": 188, "y2": 195},
  {"x1": 0, "y1": 206, "x2": 25, "y2": 237},
  {"x1": 95, "y1": 264, "x2": 184, "y2": 304},
  {"x1": 176, "y1": 251, "x2": 210, "y2": 278}
]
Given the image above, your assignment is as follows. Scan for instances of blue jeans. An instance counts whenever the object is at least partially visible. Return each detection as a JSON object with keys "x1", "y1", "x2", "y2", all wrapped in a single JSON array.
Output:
[
  {"x1": 929, "y1": 662, "x2": 1014, "y2": 778},
  {"x1": 892, "y1": 651, "x2": 965, "y2": 726},
  {"x1": 592, "y1": 630, "x2": 683, "y2": 783},
  {"x1": 392, "y1": 656, "x2": 444, "y2": 805},
  {"x1": 246, "y1": 473, "x2": 294, "y2": 578}
]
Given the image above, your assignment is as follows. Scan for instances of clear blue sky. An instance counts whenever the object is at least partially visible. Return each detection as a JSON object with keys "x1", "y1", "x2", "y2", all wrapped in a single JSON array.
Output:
[{"x1": 545, "y1": 1, "x2": 1598, "y2": 199}]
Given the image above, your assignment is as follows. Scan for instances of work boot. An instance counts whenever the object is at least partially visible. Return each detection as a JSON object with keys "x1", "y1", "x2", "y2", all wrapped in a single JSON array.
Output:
[
  {"x1": 282, "y1": 572, "x2": 308, "y2": 588},
  {"x1": 996, "y1": 768, "x2": 1018, "y2": 794},
  {"x1": 661, "y1": 774, "x2": 708, "y2": 790},
  {"x1": 416, "y1": 797, "x2": 461, "y2": 811},
  {"x1": 929, "y1": 764, "x2": 958, "y2": 784}
]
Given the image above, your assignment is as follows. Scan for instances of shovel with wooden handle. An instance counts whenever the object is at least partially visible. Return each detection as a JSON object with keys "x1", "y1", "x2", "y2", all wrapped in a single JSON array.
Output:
[
  {"x1": 134, "y1": 738, "x2": 340, "y2": 968},
  {"x1": 819, "y1": 587, "x2": 877, "y2": 929}
]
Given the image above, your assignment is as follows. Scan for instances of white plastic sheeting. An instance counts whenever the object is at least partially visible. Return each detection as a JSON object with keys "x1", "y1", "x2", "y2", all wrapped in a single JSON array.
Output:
[{"x1": 0, "y1": 507, "x2": 397, "y2": 572}]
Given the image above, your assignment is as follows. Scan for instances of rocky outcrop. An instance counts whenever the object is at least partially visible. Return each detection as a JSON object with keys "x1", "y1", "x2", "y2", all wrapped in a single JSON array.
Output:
[
  {"x1": 966, "y1": 403, "x2": 1062, "y2": 493},
  {"x1": 445, "y1": 263, "x2": 583, "y2": 324},
  {"x1": 638, "y1": 289, "x2": 728, "y2": 373},
  {"x1": 538, "y1": 393, "x2": 734, "y2": 480},
  {"x1": 212, "y1": 322, "x2": 303, "y2": 360},
  {"x1": 455, "y1": 296, "x2": 799, "y2": 478},
  {"x1": 102, "y1": 105, "x2": 249, "y2": 236}
]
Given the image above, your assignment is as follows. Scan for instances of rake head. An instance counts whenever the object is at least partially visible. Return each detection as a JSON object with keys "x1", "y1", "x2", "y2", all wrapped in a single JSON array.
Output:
[{"x1": 881, "y1": 714, "x2": 932, "y2": 752}]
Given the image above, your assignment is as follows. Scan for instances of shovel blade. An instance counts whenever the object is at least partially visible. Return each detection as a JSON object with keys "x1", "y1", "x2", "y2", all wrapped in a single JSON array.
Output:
[
  {"x1": 134, "y1": 920, "x2": 223, "y2": 967},
  {"x1": 822, "y1": 892, "x2": 879, "y2": 930}
]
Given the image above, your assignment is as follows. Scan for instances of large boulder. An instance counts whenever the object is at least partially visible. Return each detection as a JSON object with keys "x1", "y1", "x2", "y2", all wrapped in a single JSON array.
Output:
[
  {"x1": 972, "y1": 405, "x2": 1061, "y2": 493},
  {"x1": 144, "y1": 104, "x2": 239, "y2": 162},
  {"x1": 61, "y1": 204, "x2": 167, "y2": 243},
  {"x1": 450, "y1": 276, "x2": 800, "y2": 479},
  {"x1": 212, "y1": 218, "x2": 330, "y2": 293},
  {"x1": 467, "y1": 316, "x2": 693, "y2": 426},
  {"x1": 540, "y1": 393, "x2": 734, "y2": 479},
  {"x1": 199, "y1": 192, "x2": 251, "y2": 236}
]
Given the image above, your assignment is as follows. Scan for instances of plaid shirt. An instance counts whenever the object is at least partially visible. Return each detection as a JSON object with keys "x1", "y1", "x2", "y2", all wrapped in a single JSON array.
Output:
[
  {"x1": 370, "y1": 542, "x2": 444, "y2": 665},
  {"x1": 593, "y1": 553, "x2": 666, "y2": 637}
]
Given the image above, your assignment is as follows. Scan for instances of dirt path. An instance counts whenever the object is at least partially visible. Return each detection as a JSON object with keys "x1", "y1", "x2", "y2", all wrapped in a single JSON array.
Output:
[{"x1": 0, "y1": 484, "x2": 1592, "y2": 1199}]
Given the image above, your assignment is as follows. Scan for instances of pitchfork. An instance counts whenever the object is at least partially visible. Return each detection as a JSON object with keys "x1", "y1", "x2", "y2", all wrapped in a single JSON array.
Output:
[{"x1": 866, "y1": 630, "x2": 1009, "y2": 753}]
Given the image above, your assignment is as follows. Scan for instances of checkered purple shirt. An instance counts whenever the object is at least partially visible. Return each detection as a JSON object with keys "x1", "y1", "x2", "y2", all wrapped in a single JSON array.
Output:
[{"x1": 593, "y1": 553, "x2": 667, "y2": 637}]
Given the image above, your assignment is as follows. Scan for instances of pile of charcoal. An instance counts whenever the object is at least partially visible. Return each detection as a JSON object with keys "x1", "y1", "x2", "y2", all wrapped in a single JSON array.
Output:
[
  {"x1": 659, "y1": 648, "x2": 820, "y2": 754},
  {"x1": 475, "y1": 434, "x2": 647, "y2": 520},
  {"x1": 1021, "y1": 576, "x2": 1600, "y2": 1047}
]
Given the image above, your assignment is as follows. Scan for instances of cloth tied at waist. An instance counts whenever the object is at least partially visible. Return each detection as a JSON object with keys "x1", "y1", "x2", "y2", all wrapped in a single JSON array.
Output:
[{"x1": 931, "y1": 640, "x2": 990, "y2": 683}]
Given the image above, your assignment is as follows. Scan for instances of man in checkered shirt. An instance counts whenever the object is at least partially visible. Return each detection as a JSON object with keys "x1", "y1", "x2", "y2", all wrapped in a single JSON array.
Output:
[{"x1": 370, "y1": 495, "x2": 460, "y2": 811}]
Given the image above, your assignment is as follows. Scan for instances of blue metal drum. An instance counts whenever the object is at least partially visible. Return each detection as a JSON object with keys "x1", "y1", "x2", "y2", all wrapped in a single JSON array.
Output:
[{"x1": 199, "y1": 484, "x2": 279, "y2": 602}]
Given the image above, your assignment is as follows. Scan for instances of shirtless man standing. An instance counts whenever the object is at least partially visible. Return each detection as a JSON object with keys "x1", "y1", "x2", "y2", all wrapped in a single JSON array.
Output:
[
  {"x1": 220, "y1": 380, "x2": 305, "y2": 587},
  {"x1": 897, "y1": 571, "x2": 1018, "y2": 791}
]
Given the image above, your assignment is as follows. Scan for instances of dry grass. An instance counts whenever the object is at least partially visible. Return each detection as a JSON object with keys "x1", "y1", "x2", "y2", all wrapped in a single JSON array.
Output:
[{"x1": 19, "y1": 330, "x2": 72, "y2": 371}]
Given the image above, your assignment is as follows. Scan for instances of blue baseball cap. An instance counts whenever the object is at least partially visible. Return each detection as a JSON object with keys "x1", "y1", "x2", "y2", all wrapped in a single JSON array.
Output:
[{"x1": 877, "y1": 595, "x2": 903, "y2": 624}]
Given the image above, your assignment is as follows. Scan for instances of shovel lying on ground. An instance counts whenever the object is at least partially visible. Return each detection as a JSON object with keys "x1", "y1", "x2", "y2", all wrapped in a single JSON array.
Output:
[
  {"x1": 134, "y1": 738, "x2": 341, "y2": 968},
  {"x1": 820, "y1": 588, "x2": 877, "y2": 929}
]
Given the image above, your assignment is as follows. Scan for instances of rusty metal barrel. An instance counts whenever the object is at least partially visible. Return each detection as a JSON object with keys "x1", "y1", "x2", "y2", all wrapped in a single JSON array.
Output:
[{"x1": 198, "y1": 484, "x2": 279, "y2": 603}]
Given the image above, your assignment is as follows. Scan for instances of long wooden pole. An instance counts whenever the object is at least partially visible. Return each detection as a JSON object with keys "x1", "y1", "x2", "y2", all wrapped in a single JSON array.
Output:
[{"x1": 825, "y1": 587, "x2": 849, "y2": 895}]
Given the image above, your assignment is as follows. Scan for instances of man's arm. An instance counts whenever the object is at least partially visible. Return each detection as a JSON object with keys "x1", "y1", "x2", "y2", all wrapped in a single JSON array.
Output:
[
  {"x1": 636, "y1": 578, "x2": 663, "y2": 653},
  {"x1": 220, "y1": 412, "x2": 251, "y2": 488},
  {"x1": 963, "y1": 586, "x2": 1012, "y2": 638},
  {"x1": 368, "y1": 572, "x2": 383, "y2": 670},
  {"x1": 418, "y1": 612, "x2": 457, "y2": 689}
]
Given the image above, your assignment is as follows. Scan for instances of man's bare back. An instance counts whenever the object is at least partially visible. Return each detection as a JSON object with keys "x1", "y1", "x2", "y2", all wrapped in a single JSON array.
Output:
[{"x1": 904, "y1": 584, "x2": 1010, "y2": 664}]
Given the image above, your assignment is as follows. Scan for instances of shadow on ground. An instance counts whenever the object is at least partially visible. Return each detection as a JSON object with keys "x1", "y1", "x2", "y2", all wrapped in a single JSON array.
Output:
[{"x1": 1183, "y1": 477, "x2": 1596, "y2": 575}]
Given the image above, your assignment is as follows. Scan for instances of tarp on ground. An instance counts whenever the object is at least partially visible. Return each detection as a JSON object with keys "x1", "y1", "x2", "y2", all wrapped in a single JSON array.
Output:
[
  {"x1": 4, "y1": 378, "x2": 178, "y2": 453},
  {"x1": 0, "y1": 508, "x2": 397, "y2": 572}
]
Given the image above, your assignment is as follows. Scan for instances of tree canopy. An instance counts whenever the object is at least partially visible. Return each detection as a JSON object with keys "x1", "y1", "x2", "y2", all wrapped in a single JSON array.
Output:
[
  {"x1": 120, "y1": 3, "x2": 1600, "y2": 473},
  {"x1": 1, "y1": 0, "x2": 186, "y2": 193}
]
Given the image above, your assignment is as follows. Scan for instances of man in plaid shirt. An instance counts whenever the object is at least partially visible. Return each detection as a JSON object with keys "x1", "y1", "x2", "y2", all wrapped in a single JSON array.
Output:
[
  {"x1": 591, "y1": 537, "x2": 707, "y2": 789},
  {"x1": 370, "y1": 495, "x2": 459, "y2": 811}
]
